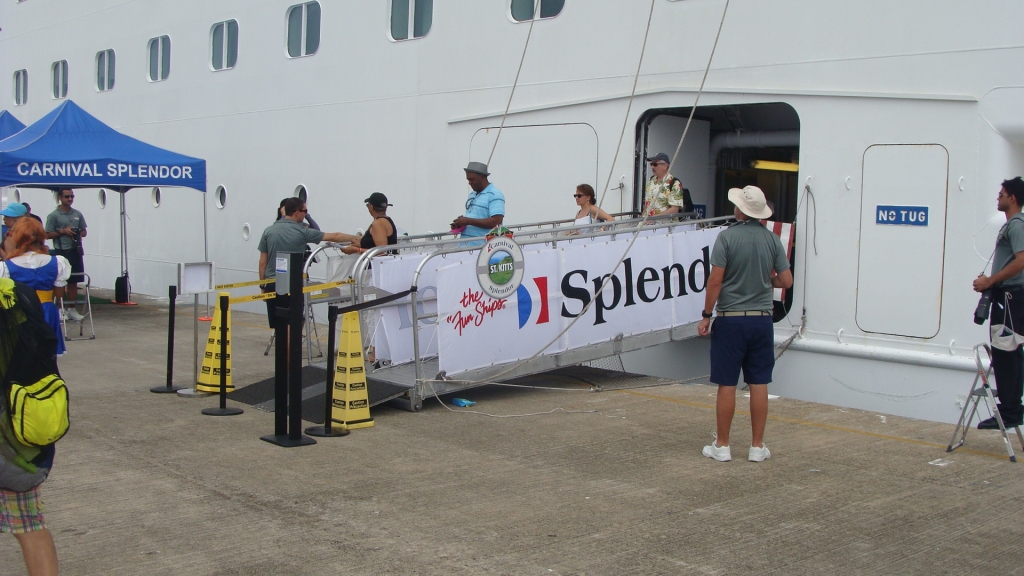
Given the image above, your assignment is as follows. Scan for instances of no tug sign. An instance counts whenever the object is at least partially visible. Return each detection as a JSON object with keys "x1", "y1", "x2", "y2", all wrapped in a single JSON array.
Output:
[{"x1": 476, "y1": 234, "x2": 525, "y2": 299}]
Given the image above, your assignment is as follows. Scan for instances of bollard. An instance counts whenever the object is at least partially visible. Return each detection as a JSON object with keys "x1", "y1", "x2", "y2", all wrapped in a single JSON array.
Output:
[
  {"x1": 262, "y1": 252, "x2": 316, "y2": 447},
  {"x1": 152, "y1": 285, "x2": 184, "y2": 393},
  {"x1": 202, "y1": 294, "x2": 243, "y2": 416},
  {"x1": 306, "y1": 305, "x2": 350, "y2": 438}
]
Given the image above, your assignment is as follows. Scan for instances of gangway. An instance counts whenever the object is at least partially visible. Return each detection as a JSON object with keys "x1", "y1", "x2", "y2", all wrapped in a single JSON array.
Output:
[{"x1": 299, "y1": 211, "x2": 740, "y2": 411}]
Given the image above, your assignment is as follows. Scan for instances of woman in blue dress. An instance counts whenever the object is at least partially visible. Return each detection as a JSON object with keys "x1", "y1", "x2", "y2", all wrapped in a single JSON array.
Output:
[{"x1": 1, "y1": 218, "x2": 71, "y2": 355}]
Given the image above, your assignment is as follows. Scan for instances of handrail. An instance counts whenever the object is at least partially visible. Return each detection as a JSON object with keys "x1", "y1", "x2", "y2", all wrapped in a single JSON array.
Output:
[{"x1": 397, "y1": 211, "x2": 640, "y2": 243}]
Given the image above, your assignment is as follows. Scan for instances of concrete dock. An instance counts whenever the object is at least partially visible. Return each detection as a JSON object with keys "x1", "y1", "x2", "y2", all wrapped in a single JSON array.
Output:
[{"x1": 2, "y1": 291, "x2": 1023, "y2": 575}]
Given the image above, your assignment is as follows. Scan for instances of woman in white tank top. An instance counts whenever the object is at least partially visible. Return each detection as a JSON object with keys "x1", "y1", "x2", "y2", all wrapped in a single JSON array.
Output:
[{"x1": 571, "y1": 184, "x2": 614, "y2": 233}]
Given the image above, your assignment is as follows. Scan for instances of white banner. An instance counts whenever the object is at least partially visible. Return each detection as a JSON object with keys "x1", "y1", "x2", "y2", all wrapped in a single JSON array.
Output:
[
  {"x1": 434, "y1": 227, "x2": 721, "y2": 375},
  {"x1": 370, "y1": 252, "x2": 472, "y2": 365}
]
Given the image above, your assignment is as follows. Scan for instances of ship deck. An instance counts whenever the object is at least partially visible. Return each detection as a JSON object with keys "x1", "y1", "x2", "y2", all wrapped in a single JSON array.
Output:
[{"x1": 4, "y1": 290, "x2": 1023, "y2": 575}]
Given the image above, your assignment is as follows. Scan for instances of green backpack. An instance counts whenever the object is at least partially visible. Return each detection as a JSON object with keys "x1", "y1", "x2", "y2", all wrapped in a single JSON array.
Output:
[{"x1": 8, "y1": 375, "x2": 69, "y2": 447}]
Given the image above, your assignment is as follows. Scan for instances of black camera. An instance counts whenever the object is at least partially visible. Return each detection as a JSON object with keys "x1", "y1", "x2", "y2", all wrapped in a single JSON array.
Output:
[{"x1": 975, "y1": 289, "x2": 993, "y2": 325}]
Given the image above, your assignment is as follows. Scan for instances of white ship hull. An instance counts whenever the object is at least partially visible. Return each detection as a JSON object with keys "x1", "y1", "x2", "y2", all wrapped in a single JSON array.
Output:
[{"x1": 4, "y1": 0, "x2": 1024, "y2": 423}]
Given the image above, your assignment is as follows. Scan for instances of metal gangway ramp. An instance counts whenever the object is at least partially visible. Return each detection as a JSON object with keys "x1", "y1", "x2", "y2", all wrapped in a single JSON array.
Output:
[{"x1": 302, "y1": 212, "x2": 734, "y2": 412}]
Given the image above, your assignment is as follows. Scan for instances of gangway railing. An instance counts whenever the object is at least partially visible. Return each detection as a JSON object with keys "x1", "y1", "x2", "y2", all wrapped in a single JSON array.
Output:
[
  {"x1": 395, "y1": 211, "x2": 640, "y2": 244},
  {"x1": 339, "y1": 211, "x2": 732, "y2": 411}
]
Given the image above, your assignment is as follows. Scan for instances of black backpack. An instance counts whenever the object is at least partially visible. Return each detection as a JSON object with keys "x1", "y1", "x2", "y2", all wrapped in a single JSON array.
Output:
[{"x1": 669, "y1": 177, "x2": 695, "y2": 214}]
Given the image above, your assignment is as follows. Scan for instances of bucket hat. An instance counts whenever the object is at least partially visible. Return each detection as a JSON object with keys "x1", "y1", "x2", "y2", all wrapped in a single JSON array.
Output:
[{"x1": 727, "y1": 186, "x2": 772, "y2": 219}]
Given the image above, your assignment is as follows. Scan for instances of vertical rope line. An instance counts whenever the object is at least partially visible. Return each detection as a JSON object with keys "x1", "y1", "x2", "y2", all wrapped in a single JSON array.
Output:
[
  {"x1": 443, "y1": 0, "x2": 732, "y2": 387},
  {"x1": 487, "y1": 11, "x2": 537, "y2": 166}
]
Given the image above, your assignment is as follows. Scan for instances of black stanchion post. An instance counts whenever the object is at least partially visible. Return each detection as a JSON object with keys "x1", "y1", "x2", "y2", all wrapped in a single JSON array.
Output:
[
  {"x1": 153, "y1": 285, "x2": 183, "y2": 393},
  {"x1": 203, "y1": 294, "x2": 243, "y2": 416},
  {"x1": 262, "y1": 252, "x2": 315, "y2": 447},
  {"x1": 306, "y1": 305, "x2": 349, "y2": 437}
]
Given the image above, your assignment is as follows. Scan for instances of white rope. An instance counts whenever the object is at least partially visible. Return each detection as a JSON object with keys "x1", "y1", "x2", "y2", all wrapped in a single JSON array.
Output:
[
  {"x1": 439, "y1": 0, "x2": 733, "y2": 390},
  {"x1": 486, "y1": 13, "x2": 537, "y2": 166}
]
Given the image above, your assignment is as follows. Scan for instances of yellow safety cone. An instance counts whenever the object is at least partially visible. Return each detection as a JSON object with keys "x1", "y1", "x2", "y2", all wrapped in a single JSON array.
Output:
[
  {"x1": 330, "y1": 311, "x2": 374, "y2": 429},
  {"x1": 196, "y1": 292, "x2": 233, "y2": 393}
]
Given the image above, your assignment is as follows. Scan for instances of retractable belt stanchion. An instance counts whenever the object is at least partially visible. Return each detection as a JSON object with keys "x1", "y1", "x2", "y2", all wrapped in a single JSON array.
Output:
[
  {"x1": 306, "y1": 304, "x2": 350, "y2": 438},
  {"x1": 203, "y1": 293, "x2": 243, "y2": 417},
  {"x1": 153, "y1": 285, "x2": 184, "y2": 393},
  {"x1": 262, "y1": 252, "x2": 316, "y2": 447}
]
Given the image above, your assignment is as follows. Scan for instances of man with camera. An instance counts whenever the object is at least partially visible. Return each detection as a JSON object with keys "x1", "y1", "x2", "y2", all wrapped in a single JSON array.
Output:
[
  {"x1": 973, "y1": 177, "x2": 1024, "y2": 430},
  {"x1": 45, "y1": 188, "x2": 87, "y2": 322}
]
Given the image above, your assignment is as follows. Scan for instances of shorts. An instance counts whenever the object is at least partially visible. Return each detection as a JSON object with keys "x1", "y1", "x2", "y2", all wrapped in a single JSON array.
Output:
[
  {"x1": 709, "y1": 315, "x2": 775, "y2": 386},
  {"x1": 53, "y1": 248, "x2": 84, "y2": 285},
  {"x1": 0, "y1": 486, "x2": 46, "y2": 534},
  {"x1": 263, "y1": 285, "x2": 304, "y2": 329}
]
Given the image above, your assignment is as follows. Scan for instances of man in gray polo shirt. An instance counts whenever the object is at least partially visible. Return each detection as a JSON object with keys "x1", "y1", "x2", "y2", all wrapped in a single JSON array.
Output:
[
  {"x1": 697, "y1": 186, "x2": 793, "y2": 463},
  {"x1": 972, "y1": 176, "x2": 1024, "y2": 430},
  {"x1": 257, "y1": 197, "x2": 348, "y2": 328},
  {"x1": 45, "y1": 189, "x2": 87, "y2": 321}
]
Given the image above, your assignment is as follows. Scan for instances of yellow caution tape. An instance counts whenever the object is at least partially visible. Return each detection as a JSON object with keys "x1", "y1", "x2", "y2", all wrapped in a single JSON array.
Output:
[
  {"x1": 301, "y1": 279, "x2": 354, "y2": 294},
  {"x1": 215, "y1": 278, "x2": 274, "y2": 290},
  {"x1": 228, "y1": 292, "x2": 276, "y2": 305}
]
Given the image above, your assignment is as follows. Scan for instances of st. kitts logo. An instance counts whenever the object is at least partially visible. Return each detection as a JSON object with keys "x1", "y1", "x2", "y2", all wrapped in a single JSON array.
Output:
[{"x1": 477, "y1": 227, "x2": 525, "y2": 299}]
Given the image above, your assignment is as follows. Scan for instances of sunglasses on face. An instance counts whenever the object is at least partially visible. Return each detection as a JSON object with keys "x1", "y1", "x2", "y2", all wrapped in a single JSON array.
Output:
[
  {"x1": 573, "y1": 194, "x2": 585, "y2": 198},
  {"x1": 62, "y1": 195, "x2": 74, "y2": 199}
]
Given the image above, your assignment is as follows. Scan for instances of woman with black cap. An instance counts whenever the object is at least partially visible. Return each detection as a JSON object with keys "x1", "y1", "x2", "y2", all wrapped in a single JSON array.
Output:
[{"x1": 336, "y1": 193, "x2": 398, "y2": 255}]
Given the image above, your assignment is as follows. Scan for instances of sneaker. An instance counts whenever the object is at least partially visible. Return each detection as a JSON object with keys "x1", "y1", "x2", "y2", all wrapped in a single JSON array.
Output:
[
  {"x1": 748, "y1": 444, "x2": 771, "y2": 462},
  {"x1": 66, "y1": 308, "x2": 85, "y2": 322},
  {"x1": 978, "y1": 416, "x2": 1023, "y2": 430},
  {"x1": 702, "y1": 442, "x2": 731, "y2": 462}
]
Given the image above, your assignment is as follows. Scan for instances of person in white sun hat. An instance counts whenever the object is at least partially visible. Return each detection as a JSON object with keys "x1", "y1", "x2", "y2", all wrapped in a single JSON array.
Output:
[{"x1": 697, "y1": 185, "x2": 793, "y2": 463}]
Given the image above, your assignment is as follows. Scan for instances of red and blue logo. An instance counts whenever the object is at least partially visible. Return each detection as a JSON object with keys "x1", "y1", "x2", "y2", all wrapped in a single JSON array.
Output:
[{"x1": 517, "y1": 277, "x2": 550, "y2": 328}]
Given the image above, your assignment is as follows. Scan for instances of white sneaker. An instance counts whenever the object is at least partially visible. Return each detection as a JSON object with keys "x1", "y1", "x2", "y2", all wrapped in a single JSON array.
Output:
[
  {"x1": 702, "y1": 442, "x2": 732, "y2": 462},
  {"x1": 66, "y1": 308, "x2": 85, "y2": 322},
  {"x1": 748, "y1": 444, "x2": 771, "y2": 462}
]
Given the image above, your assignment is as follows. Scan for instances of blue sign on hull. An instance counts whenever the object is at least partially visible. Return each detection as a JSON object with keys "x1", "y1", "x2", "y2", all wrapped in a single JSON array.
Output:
[{"x1": 876, "y1": 205, "x2": 928, "y2": 226}]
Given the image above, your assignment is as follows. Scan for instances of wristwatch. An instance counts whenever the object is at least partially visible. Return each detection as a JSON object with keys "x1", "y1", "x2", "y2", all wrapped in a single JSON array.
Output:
[{"x1": 701, "y1": 310, "x2": 713, "y2": 319}]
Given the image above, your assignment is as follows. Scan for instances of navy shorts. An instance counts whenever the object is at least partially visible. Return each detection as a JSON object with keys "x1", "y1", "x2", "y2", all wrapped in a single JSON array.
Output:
[
  {"x1": 53, "y1": 248, "x2": 84, "y2": 285},
  {"x1": 709, "y1": 315, "x2": 775, "y2": 386}
]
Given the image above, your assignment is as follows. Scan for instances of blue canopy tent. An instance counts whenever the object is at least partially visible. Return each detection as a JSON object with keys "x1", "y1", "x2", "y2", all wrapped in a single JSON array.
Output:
[
  {"x1": 0, "y1": 100, "x2": 206, "y2": 302},
  {"x1": 0, "y1": 111, "x2": 25, "y2": 140}
]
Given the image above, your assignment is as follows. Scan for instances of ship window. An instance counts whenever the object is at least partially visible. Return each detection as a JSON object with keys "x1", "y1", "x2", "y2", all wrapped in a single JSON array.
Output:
[
  {"x1": 216, "y1": 186, "x2": 227, "y2": 209},
  {"x1": 390, "y1": 0, "x2": 432, "y2": 41},
  {"x1": 511, "y1": 0, "x2": 564, "y2": 21},
  {"x1": 211, "y1": 20, "x2": 239, "y2": 71},
  {"x1": 148, "y1": 36, "x2": 171, "y2": 81},
  {"x1": 151, "y1": 187, "x2": 162, "y2": 208},
  {"x1": 13, "y1": 69, "x2": 27, "y2": 105},
  {"x1": 96, "y1": 49, "x2": 115, "y2": 91},
  {"x1": 287, "y1": 2, "x2": 321, "y2": 58},
  {"x1": 51, "y1": 60, "x2": 68, "y2": 99},
  {"x1": 294, "y1": 185, "x2": 307, "y2": 202}
]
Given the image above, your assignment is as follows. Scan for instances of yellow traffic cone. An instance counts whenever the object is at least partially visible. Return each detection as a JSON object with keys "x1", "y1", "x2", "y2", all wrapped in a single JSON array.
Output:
[
  {"x1": 196, "y1": 292, "x2": 233, "y2": 393},
  {"x1": 330, "y1": 311, "x2": 374, "y2": 429}
]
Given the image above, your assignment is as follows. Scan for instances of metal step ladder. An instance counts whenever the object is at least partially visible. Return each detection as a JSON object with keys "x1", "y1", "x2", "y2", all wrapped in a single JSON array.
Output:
[
  {"x1": 947, "y1": 343, "x2": 1024, "y2": 462},
  {"x1": 60, "y1": 273, "x2": 95, "y2": 341}
]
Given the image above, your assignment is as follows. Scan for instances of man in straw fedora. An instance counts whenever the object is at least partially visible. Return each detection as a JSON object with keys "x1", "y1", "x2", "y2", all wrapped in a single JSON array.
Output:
[{"x1": 697, "y1": 186, "x2": 793, "y2": 463}]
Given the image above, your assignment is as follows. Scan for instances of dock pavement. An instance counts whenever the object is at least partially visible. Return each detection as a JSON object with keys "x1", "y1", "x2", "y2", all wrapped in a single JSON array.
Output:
[{"x1": 2, "y1": 290, "x2": 1023, "y2": 576}]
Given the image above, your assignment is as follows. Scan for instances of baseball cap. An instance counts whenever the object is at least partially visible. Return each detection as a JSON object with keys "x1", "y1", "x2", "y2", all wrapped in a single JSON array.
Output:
[
  {"x1": 0, "y1": 202, "x2": 27, "y2": 218},
  {"x1": 364, "y1": 192, "x2": 392, "y2": 209}
]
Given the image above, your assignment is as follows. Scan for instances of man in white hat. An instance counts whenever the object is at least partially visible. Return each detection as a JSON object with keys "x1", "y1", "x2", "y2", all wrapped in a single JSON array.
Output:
[{"x1": 697, "y1": 186, "x2": 792, "y2": 463}]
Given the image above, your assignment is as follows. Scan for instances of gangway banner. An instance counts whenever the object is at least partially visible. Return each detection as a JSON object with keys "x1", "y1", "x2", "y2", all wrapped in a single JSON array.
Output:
[{"x1": 434, "y1": 227, "x2": 722, "y2": 375}]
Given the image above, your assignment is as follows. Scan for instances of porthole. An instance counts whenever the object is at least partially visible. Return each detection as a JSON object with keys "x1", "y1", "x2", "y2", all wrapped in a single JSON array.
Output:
[
  {"x1": 52, "y1": 190, "x2": 60, "y2": 206},
  {"x1": 294, "y1": 185, "x2": 307, "y2": 202},
  {"x1": 12, "y1": 189, "x2": 21, "y2": 203},
  {"x1": 242, "y1": 223, "x2": 251, "y2": 240},
  {"x1": 216, "y1": 185, "x2": 227, "y2": 209},
  {"x1": 151, "y1": 187, "x2": 161, "y2": 207},
  {"x1": 98, "y1": 189, "x2": 107, "y2": 208}
]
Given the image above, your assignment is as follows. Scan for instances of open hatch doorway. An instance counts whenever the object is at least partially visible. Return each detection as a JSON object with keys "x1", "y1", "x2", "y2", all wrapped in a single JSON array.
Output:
[{"x1": 634, "y1": 102, "x2": 801, "y2": 320}]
